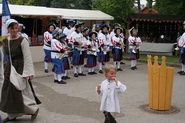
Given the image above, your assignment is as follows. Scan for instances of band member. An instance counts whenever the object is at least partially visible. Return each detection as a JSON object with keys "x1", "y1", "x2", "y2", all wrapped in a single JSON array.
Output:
[
  {"x1": 86, "y1": 31, "x2": 99, "y2": 75},
  {"x1": 92, "y1": 24, "x2": 101, "y2": 34},
  {"x1": 112, "y1": 27, "x2": 124, "y2": 71},
  {"x1": 98, "y1": 24, "x2": 111, "y2": 73},
  {"x1": 63, "y1": 19, "x2": 76, "y2": 66},
  {"x1": 59, "y1": 33, "x2": 71, "y2": 79},
  {"x1": 128, "y1": 28, "x2": 142, "y2": 70},
  {"x1": 18, "y1": 23, "x2": 29, "y2": 40},
  {"x1": 110, "y1": 23, "x2": 121, "y2": 51},
  {"x1": 51, "y1": 28, "x2": 67, "y2": 84},
  {"x1": 81, "y1": 27, "x2": 90, "y2": 67},
  {"x1": 70, "y1": 22, "x2": 86, "y2": 77},
  {"x1": 178, "y1": 31, "x2": 185, "y2": 75},
  {"x1": 43, "y1": 23, "x2": 56, "y2": 73}
]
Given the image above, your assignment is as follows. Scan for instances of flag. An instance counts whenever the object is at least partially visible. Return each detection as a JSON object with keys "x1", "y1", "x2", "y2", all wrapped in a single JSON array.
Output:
[{"x1": 1, "y1": 0, "x2": 11, "y2": 41}]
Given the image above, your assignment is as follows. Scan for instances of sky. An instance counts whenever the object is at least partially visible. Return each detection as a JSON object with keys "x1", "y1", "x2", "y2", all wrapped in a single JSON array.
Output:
[{"x1": 140, "y1": 0, "x2": 147, "y2": 5}]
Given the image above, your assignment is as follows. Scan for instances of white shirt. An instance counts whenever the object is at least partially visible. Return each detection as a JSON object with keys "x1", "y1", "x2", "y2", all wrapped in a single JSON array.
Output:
[
  {"x1": 51, "y1": 39, "x2": 64, "y2": 59},
  {"x1": 63, "y1": 26, "x2": 75, "y2": 41},
  {"x1": 19, "y1": 32, "x2": 29, "y2": 40},
  {"x1": 70, "y1": 30, "x2": 84, "y2": 49},
  {"x1": 86, "y1": 39, "x2": 99, "y2": 55},
  {"x1": 109, "y1": 31, "x2": 115, "y2": 46},
  {"x1": 98, "y1": 79, "x2": 126, "y2": 113},
  {"x1": 98, "y1": 32, "x2": 111, "y2": 52},
  {"x1": 178, "y1": 33, "x2": 185, "y2": 47},
  {"x1": 43, "y1": 31, "x2": 53, "y2": 50},
  {"x1": 112, "y1": 35, "x2": 124, "y2": 49},
  {"x1": 128, "y1": 35, "x2": 142, "y2": 50}
]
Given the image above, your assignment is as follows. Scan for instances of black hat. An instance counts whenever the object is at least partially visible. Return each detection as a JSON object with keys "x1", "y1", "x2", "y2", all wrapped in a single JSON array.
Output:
[
  {"x1": 89, "y1": 31, "x2": 97, "y2": 37},
  {"x1": 100, "y1": 24, "x2": 109, "y2": 30},
  {"x1": 59, "y1": 33, "x2": 67, "y2": 39},
  {"x1": 48, "y1": 23, "x2": 56, "y2": 29},
  {"x1": 114, "y1": 27, "x2": 123, "y2": 34},
  {"x1": 67, "y1": 19, "x2": 75, "y2": 23},
  {"x1": 112, "y1": 23, "x2": 121, "y2": 29},
  {"x1": 75, "y1": 22, "x2": 84, "y2": 28},
  {"x1": 81, "y1": 27, "x2": 89, "y2": 33}
]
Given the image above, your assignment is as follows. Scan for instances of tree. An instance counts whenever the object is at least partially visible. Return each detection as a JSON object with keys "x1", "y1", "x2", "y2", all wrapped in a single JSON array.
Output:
[
  {"x1": 154, "y1": 0, "x2": 185, "y2": 15},
  {"x1": 8, "y1": 0, "x2": 34, "y2": 5},
  {"x1": 93, "y1": 0, "x2": 134, "y2": 27},
  {"x1": 50, "y1": 0, "x2": 93, "y2": 9}
]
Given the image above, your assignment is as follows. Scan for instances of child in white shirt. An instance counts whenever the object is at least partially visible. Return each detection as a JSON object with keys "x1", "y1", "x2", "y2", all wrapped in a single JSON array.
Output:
[{"x1": 97, "y1": 64, "x2": 126, "y2": 123}]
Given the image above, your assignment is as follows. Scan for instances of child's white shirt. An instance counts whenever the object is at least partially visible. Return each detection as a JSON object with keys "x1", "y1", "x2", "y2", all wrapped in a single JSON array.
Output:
[{"x1": 98, "y1": 79, "x2": 126, "y2": 113}]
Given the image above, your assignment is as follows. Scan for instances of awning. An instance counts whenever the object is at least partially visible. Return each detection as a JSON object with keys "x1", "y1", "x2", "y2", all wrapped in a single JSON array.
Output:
[
  {"x1": 0, "y1": 4, "x2": 114, "y2": 20},
  {"x1": 0, "y1": 4, "x2": 58, "y2": 17},
  {"x1": 50, "y1": 8, "x2": 114, "y2": 20},
  {"x1": 129, "y1": 14, "x2": 185, "y2": 23}
]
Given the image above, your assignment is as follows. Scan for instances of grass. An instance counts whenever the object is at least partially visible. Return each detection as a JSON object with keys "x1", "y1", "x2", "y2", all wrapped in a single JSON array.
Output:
[{"x1": 124, "y1": 53, "x2": 180, "y2": 65}]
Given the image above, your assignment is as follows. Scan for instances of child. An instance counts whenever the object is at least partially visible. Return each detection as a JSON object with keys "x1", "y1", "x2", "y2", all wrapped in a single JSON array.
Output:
[
  {"x1": 86, "y1": 31, "x2": 99, "y2": 75},
  {"x1": 112, "y1": 27, "x2": 124, "y2": 71},
  {"x1": 98, "y1": 24, "x2": 111, "y2": 74},
  {"x1": 97, "y1": 64, "x2": 126, "y2": 123},
  {"x1": 128, "y1": 28, "x2": 142, "y2": 70},
  {"x1": 59, "y1": 33, "x2": 71, "y2": 80},
  {"x1": 51, "y1": 28, "x2": 67, "y2": 84}
]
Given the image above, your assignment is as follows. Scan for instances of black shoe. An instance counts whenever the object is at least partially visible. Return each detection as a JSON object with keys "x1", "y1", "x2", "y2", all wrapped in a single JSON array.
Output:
[
  {"x1": 3, "y1": 117, "x2": 17, "y2": 122},
  {"x1": 92, "y1": 71, "x2": 97, "y2": 74},
  {"x1": 54, "y1": 80, "x2": 58, "y2": 83},
  {"x1": 74, "y1": 73, "x2": 78, "y2": 77},
  {"x1": 178, "y1": 71, "x2": 184, "y2": 74},
  {"x1": 78, "y1": 73, "x2": 86, "y2": 76},
  {"x1": 134, "y1": 66, "x2": 137, "y2": 69},
  {"x1": 88, "y1": 72, "x2": 93, "y2": 75},
  {"x1": 65, "y1": 76, "x2": 70, "y2": 79},
  {"x1": 180, "y1": 71, "x2": 185, "y2": 75},
  {"x1": 117, "y1": 68, "x2": 123, "y2": 71},
  {"x1": 131, "y1": 67, "x2": 135, "y2": 70},
  {"x1": 58, "y1": 80, "x2": 66, "y2": 84},
  {"x1": 44, "y1": 69, "x2": 49, "y2": 73},
  {"x1": 99, "y1": 70, "x2": 103, "y2": 74},
  {"x1": 121, "y1": 62, "x2": 125, "y2": 64},
  {"x1": 62, "y1": 76, "x2": 67, "y2": 80}
]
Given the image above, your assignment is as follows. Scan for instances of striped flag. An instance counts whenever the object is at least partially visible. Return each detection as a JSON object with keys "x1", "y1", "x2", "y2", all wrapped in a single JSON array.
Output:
[{"x1": 1, "y1": 0, "x2": 11, "y2": 41}]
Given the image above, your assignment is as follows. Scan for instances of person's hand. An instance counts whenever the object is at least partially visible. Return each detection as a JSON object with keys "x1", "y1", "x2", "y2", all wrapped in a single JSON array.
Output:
[
  {"x1": 112, "y1": 77, "x2": 118, "y2": 86},
  {"x1": 64, "y1": 50, "x2": 68, "y2": 55},
  {"x1": 28, "y1": 76, "x2": 33, "y2": 81},
  {"x1": 97, "y1": 84, "x2": 101, "y2": 94}
]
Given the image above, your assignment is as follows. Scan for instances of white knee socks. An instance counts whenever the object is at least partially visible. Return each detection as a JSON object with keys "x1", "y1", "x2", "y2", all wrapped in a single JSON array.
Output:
[{"x1": 44, "y1": 62, "x2": 48, "y2": 70}]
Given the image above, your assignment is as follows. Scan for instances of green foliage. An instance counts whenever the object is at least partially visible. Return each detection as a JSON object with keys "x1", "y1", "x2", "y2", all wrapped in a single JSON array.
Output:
[
  {"x1": 154, "y1": 0, "x2": 185, "y2": 15},
  {"x1": 8, "y1": 0, "x2": 34, "y2": 5},
  {"x1": 93, "y1": 0, "x2": 134, "y2": 27}
]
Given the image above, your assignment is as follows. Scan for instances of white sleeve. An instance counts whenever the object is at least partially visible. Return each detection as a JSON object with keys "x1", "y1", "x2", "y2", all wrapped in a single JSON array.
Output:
[
  {"x1": 63, "y1": 28, "x2": 68, "y2": 35},
  {"x1": 21, "y1": 39, "x2": 35, "y2": 77},
  {"x1": 179, "y1": 33, "x2": 185, "y2": 47},
  {"x1": 115, "y1": 81, "x2": 126, "y2": 93}
]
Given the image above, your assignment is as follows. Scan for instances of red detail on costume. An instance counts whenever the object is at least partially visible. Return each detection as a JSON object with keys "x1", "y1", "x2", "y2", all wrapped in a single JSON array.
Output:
[
  {"x1": 44, "y1": 35, "x2": 51, "y2": 42},
  {"x1": 55, "y1": 43, "x2": 63, "y2": 51}
]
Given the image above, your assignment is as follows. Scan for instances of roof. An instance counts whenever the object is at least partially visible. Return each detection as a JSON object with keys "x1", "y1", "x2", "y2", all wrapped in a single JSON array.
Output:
[
  {"x1": 0, "y1": 4, "x2": 114, "y2": 20},
  {"x1": 0, "y1": 4, "x2": 58, "y2": 16},
  {"x1": 129, "y1": 14, "x2": 185, "y2": 23},
  {"x1": 141, "y1": 7, "x2": 158, "y2": 14},
  {"x1": 51, "y1": 8, "x2": 114, "y2": 20}
]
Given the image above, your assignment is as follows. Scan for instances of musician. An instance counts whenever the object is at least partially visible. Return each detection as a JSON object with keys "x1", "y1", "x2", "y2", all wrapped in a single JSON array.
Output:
[
  {"x1": 70, "y1": 22, "x2": 86, "y2": 77},
  {"x1": 51, "y1": 28, "x2": 67, "y2": 84},
  {"x1": 86, "y1": 31, "x2": 99, "y2": 75},
  {"x1": 59, "y1": 33, "x2": 71, "y2": 79},
  {"x1": 112, "y1": 27, "x2": 124, "y2": 71},
  {"x1": 128, "y1": 28, "x2": 142, "y2": 70},
  {"x1": 63, "y1": 19, "x2": 75, "y2": 67},
  {"x1": 43, "y1": 23, "x2": 56, "y2": 73},
  {"x1": 110, "y1": 23, "x2": 121, "y2": 51},
  {"x1": 178, "y1": 30, "x2": 185, "y2": 75},
  {"x1": 177, "y1": 21, "x2": 185, "y2": 75},
  {"x1": 98, "y1": 24, "x2": 111, "y2": 73},
  {"x1": 18, "y1": 23, "x2": 29, "y2": 41},
  {"x1": 81, "y1": 27, "x2": 90, "y2": 67}
]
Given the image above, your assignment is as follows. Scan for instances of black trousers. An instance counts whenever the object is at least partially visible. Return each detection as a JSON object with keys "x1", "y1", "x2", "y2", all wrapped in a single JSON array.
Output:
[{"x1": 103, "y1": 111, "x2": 117, "y2": 123}]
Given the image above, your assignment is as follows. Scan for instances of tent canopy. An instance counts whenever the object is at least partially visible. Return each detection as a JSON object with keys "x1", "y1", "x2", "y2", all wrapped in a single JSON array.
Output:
[{"x1": 0, "y1": 4, "x2": 114, "y2": 20}]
